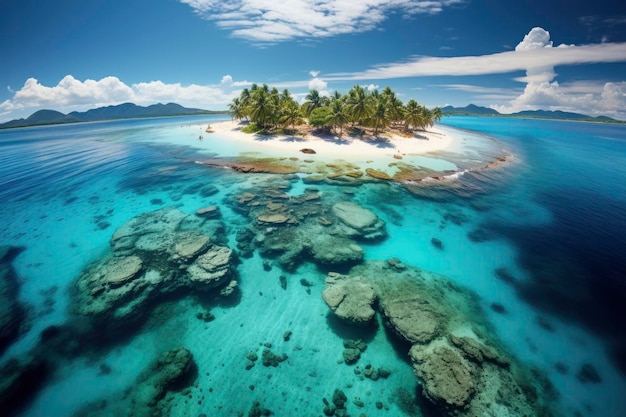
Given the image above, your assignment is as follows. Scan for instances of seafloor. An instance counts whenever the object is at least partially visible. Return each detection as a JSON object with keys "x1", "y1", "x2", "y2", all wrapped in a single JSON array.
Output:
[{"x1": 1, "y1": 116, "x2": 624, "y2": 417}]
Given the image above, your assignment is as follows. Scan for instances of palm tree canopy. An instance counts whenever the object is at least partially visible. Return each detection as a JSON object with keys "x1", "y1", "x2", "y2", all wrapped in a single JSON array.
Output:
[{"x1": 302, "y1": 89, "x2": 323, "y2": 117}]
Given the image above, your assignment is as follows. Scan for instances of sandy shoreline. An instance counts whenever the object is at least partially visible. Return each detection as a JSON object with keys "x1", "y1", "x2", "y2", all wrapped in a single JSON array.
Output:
[
  {"x1": 185, "y1": 119, "x2": 511, "y2": 184},
  {"x1": 207, "y1": 120, "x2": 453, "y2": 159}
]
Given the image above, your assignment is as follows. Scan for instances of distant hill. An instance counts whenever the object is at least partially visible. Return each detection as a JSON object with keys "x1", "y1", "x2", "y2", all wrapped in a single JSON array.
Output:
[
  {"x1": 509, "y1": 109, "x2": 616, "y2": 122},
  {"x1": 442, "y1": 104, "x2": 620, "y2": 123},
  {"x1": 442, "y1": 104, "x2": 500, "y2": 116},
  {"x1": 0, "y1": 103, "x2": 225, "y2": 129}
]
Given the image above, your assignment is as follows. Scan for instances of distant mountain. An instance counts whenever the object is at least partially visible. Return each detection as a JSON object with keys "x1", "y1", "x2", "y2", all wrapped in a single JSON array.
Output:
[
  {"x1": 510, "y1": 109, "x2": 616, "y2": 122},
  {"x1": 442, "y1": 104, "x2": 620, "y2": 123},
  {"x1": 0, "y1": 103, "x2": 224, "y2": 129},
  {"x1": 442, "y1": 104, "x2": 500, "y2": 115},
  {"x1": 0, "y1": 109, "x2": 80, "y2": 128}
]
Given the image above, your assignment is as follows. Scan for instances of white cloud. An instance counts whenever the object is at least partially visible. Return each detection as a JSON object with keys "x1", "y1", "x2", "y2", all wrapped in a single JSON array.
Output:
[
  {"x1": 180, "y1": 0, "x2": 465, "y2": 42},
  {"x1": 515, "y1": 27, "x2": 553, "y2": 51},
  {"x1": 323, "y1": 26, "x2": 626, "y2": 119},
  {"x1": 0, "y1": 75, "x2": 245, "y2": 122},
  {"x1": 490, "y1": 28, "x2": 626, "y2": 118},
  {"x1": 308, "y1": 77, "x2": 327, "y2": 91},
  {"x1": 493, "y1": 80, "x2": 626, "y2": 119},
  {"x1": 309, "y1": 70, "x2": 320, "y2": 77},
  {"x1": 327, "y1": 41, "x2": 626, "y2": 80},
  {"x1": 366, "y1": 84, "x2": 380, "y2": 91},
  {"x1": 220, "y1": 75, "x2": 234, "y2": 86},
  {"x1": 437, "y1": 84, "x2": 522, "y2": 101}
]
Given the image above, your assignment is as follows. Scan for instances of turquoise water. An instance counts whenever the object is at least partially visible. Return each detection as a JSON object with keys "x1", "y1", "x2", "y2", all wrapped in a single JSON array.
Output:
[{"x1": 0, "y1": 115, "x2": 625, "y2": 416}]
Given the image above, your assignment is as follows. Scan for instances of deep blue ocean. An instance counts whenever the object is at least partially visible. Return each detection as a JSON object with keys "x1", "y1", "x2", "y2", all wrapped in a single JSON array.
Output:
[{"x1": 0, "y1": 115, "x2": 624, "y2": 417}]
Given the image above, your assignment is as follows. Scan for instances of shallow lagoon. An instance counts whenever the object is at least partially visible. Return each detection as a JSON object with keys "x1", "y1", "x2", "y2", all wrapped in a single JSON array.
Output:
[{"x1": 1, "y1": 115, "x2": 625, "y2": 417}]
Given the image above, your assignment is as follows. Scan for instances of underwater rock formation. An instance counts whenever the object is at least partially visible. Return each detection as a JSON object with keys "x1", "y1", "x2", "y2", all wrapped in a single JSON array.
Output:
[
  {"x1": 322, "y1": 260, "x2": 559, "y2": 417},
  {"x1": 0, "y1": 246, "x2": 27, "y2": 355},
  {"x1": 72, "y1": 208, "x2": 236, "y2": 327},
  {"x1": 72, "y1": 347, "x2": 195, "y2": 417},
  {"x1": 332, "y1": 201, "x2": 386, "y2": 240},
  {"x1": 226, "y1": 177, "x2": 386, "y2": 271},
  {"x1": 322, "y1": 273, "x2": 376, "y2": 325}
]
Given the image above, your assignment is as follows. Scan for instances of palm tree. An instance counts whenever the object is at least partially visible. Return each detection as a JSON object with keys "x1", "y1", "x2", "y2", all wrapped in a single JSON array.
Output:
[
  {"x1": 404, "y1": 99, "x2": 421, "y2": 132},
  {"x1": 302, "y1": 89, "x2": 323, "y2": 117},
  {"x1": 432, "y1": 107, "x2": 443, "y2": 123},
  {"x1": 239, "y1": 88, "x2": 251, "y2": 120},
  {"x1": 228, "y1": 97, "x2": 245, "y2": 121},
  {"x1": 330, "y1": 90, "x2": 343, "y2": 103},
  {"x1": 327, "y1": 100, "x2": 348, "y2": 136},
  {"x1": 370, "y1": 96, "x2": 391, "y2": 135},
  {"x1": 279, "y1": 89, "x2": 292, "y2": 107},
  {"x1": 280, "y1": 100, "x2": 302, "y2": 129},
  {"x1": 249, "y1": 87, "x2": 276, "y2": 130},
  {"x1": 346, "y1": 85, "x2": 374, "y2": 126}
]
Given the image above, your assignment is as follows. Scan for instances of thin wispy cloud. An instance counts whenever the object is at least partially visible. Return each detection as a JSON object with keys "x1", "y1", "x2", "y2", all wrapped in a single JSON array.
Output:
[
  {"x1": 180, "y1": 0, "x2": 465, "y2": 42},
  {"x1": 327, "y1": 41, "x2": 626, "y2": 80},
  {"x1": 436, "y1": 84, "x2": 522, "y2": 101}
]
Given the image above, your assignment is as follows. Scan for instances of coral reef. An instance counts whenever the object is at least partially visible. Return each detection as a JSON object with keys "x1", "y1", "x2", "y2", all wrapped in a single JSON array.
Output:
[
  {"x1": 226, "y1": 176, "x2": 386, "y2": 271},
  {"x1": 72, "y1": 347, "x2": 196, "y2": 417},
  {"x1": 322, "y1": 260, "x2": 559, "y2": 417},
  {"x1": 322, "y1": 273, "x2": 376, "y2": 325},
  {"x1": 72, "y1": 208, "x2": 236, "y2": 327}
]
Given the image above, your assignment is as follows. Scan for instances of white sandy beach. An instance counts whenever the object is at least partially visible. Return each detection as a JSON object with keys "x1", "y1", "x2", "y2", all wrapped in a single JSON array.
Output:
[{"x1": 207, "y1": 119, "x2": 453, "y2": 159}]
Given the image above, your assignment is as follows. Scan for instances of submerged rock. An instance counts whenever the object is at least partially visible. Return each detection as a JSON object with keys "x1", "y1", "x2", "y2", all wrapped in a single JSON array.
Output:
[
  {"x1": 431, "y1": 237, "x2": 444, "y2": 250},
  {"x1": 171, "y1": 231, "x2": 210, "y2": 261},
  {"x1": 321, "y1": 260, "x2": 559, "y2": 417},
  {"x1": 379, "y1": 295, "x2": 444, "y2": 344},
  {"x1": 332, "y1": 201, "x2": 386, "y2": 240},
  {"x1": 257, "y1": 213, "x2": 290, "y2": 225},
  {"x1": 365, "y1": 168, "x2": 392, "y2": 180},
  {"x1": 576, "y1": 363, "x2": 602, "y2": 384},
  {"x1": 101, "y1": 255, "x2": 143, "y2": 287},
  {"x1": 322, "y1": 273, "x2": 376, "y2": 325},
  {"x1": 309, "y1": 236, "x2": 364, "y2": 266},
  {"x1": 72, "y1": 347, "x2": 195, "y2": 417},
  {"x1": 195, "y1": 205, "x2": 220, "y2": 218},
  {"x1": 410, "y1": 345, "x2": 476, "y2": 409},
  {"x1": 72, "y1": 208, "x2": 235, "y2": 327},
  {"x1": 187, "y1": 246, "x2": 234, "y2": 288}
]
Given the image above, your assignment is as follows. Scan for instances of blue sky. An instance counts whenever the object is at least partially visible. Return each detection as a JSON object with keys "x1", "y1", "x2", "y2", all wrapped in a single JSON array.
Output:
[{"x1": 1, "y1": 0, "x2": 626, "y2": 121}]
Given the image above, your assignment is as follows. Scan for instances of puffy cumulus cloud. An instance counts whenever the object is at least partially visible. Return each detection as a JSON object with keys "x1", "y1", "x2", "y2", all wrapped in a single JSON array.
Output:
[
  {"x1": 9, "y1": 76, "x2": 135, "y2": 109},
  {"x1": 515, "y1": 27, "x2": 553, "y2": 51},
  {"x1": 325, "y1": 26, "x2": 626, "y2": 119},
  {"x1": 494, "y1": 28, "x2": 626, "y2": 119},
  {"x1": 308, "y1": 77, "x2": 328, "y2": 92},
  {"x1": 0, "y1": 75, "x2": 247, "y2": 122},
  {"x1": 366, "y1": 84, "x2": 380, "y2": 91},
  {"x1": 180, "y1": 0, "x2": 466, "y2": 42},
  {"x1": 493, "y1": 81, "x2": 626, "y2": 119}
]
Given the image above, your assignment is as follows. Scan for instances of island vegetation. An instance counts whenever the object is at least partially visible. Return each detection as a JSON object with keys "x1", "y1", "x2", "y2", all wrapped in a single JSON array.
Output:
[{"x1": 228, "y1": 84, "x2": 442, "y2": 137}]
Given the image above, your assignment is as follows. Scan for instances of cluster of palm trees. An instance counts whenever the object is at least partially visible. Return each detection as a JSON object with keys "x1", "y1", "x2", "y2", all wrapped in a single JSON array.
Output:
[{"x1": 228, "y1": 84, "x2": 442, "y2": 136}]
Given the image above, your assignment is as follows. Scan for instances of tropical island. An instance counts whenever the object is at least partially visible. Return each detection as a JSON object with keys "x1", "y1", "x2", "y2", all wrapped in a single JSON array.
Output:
[
  {"x1": 194, "y1": 84, "x2": 511, "y2": 187},
  {"x1": 227, "y1": 84, "x2": 443, "y2": 138},
  {"x1": 197, "y1": 84, "x2": 471, "y2": 182}
]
